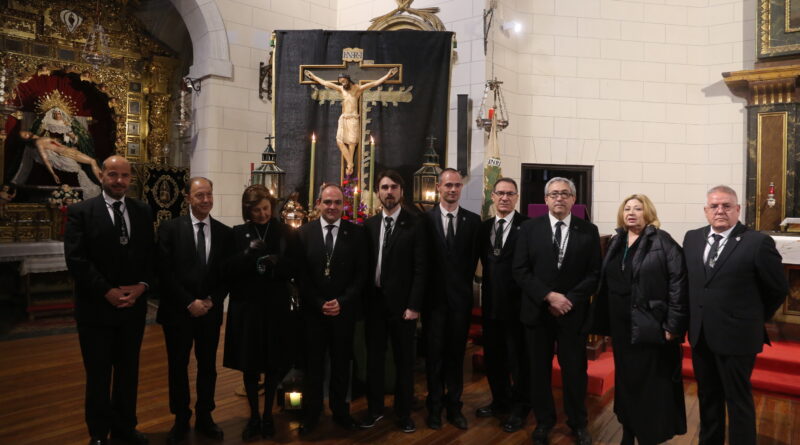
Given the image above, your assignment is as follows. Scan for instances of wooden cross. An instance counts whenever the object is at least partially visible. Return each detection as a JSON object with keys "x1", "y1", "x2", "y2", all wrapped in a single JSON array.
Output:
[{"x1": 300, "y1": 56, "x2": 402, "y2": 86}]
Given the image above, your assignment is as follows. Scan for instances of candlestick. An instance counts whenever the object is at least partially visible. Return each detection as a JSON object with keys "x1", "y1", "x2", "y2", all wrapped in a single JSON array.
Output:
[
  {"x1": 309, "y1": 133, "x2": 316, "y2": 209},
  {"x1": 368, "y1": 136, "x2": 375, "y2": 212}
]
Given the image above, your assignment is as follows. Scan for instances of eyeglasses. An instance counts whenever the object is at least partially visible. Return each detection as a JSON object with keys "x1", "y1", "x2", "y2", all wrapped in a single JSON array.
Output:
[
  {"x1": 492, "y1": 191, "x2": 518, "y2": 197},
  {"x1": 546, "y1": 191, "x2": 573, "y2": 199},
  {"x1": 706, "y1": 203, "x2": 736, "y2": 213}
]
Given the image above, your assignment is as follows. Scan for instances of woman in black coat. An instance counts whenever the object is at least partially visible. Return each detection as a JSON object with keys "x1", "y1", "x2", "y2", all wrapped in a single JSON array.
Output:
[
  {"x1": 593, "y1": 194, "x2": 688, "y2": 445},
  {"x1": 223, "y1": 185, "x2": 294, "y2": 441}
]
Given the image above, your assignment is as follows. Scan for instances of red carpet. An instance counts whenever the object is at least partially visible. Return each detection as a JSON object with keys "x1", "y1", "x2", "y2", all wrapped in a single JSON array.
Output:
[
  {"x1": 681, "y1": 340, "x2": 800, "y2": 398},
  {"x1": 469, "y1": 308, "x2": 615, "y2": 397}
]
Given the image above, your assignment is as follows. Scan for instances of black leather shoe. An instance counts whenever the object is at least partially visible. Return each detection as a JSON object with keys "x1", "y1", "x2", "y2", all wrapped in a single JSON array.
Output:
[
  {"x1": 87, "y1": 439, "x2": 107, "y2": 445},
  {"x1": 333, "y1": 414, "x2": 358, "y2": 431},
  {"x1": 110, "y1": 429, "x2": 148, "y2": 445},
  {"x1": 574, "y1": 427, "x2": 593, "y2": 445},
  {"x1": 261, "y1": 415, "x2": 275, "y2": 438},
  {"x1": 426, "y1": 408, "x2": 442, "y2": 430},
  {"x1": 359, "y1": 412, "x2": 384, "y2": 429},
  {"x1": 195, "y1": 419, "x2": 224, "y2": 440},
  {"x1": 165, "y1": 421, "x2": 190, "y2": 445},
  {"x1": 502, "y1": 413, "x2": 525, "y2": 433},
  {"x1": 446, "y1": 410, "x2": 468, "y2": 430},
  {"x1": 398, "y1": 417, "x2": 416, "y2": 433},
  {"x1": 241, "y1": 418, "x2": 261, "y2": 442},
  {"x1": 298, "y1": 417, "x2": 318, "y2": 436},
  {"x1": 532, "y1": 425, "x2": 551, "y2": 445},
  {"x1": 475, "y1": 404, "x2": 509, "y2": 418}
]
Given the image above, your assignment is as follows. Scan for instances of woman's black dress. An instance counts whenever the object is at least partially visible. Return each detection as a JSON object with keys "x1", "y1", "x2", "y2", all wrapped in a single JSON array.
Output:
[
  {"x1": 605, "y1": 237, "x2": 686, "y2": 444},
  {"x1": 222, "y1": 221, "x2": 294, "y2": 375}
]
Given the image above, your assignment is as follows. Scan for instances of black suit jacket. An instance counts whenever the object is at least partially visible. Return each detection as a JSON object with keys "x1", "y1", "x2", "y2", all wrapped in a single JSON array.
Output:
[
  {"x1": 424, "y1": 205, "x2": 481, "y2": 312},
  {"x1": 296, "y1": 218, "x2": 367, "y2": 318},
  {"x1": 683, "y1": 222, "x2": 788, "y2": 355},
  {"x1": 478, "y1": 211, "x2": 529, "y2": 321},
  {"x1": 155, "y1": 214, "x2": 233, "y2": 326},
  {"x1": 512, "y1": 214, "x2": 601, "y2": 328},
  {"x1": 365, "y1": 207, "x2": 427, "y2": 318},
  {"x1": 65, "y1": 194, "x2": 155, "y2": 325}
]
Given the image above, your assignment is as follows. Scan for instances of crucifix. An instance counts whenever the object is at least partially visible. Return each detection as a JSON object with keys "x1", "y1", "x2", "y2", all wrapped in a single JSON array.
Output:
[{"x1": 300, "y1": 48, "x2": 403, "y2": 176}]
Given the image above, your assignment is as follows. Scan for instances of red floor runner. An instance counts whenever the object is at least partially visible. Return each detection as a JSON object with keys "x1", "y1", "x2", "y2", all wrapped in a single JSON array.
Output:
[{"x1": 681, "y1": 340, "x2": 800, "y2": 398}]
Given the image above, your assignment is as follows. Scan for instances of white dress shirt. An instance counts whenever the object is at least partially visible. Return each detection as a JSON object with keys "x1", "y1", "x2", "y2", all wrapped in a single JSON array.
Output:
[
  {"x1": 439, "y1": 204, "x2": 459, "y2": 235},
  {"x1": 703, "y1": 225, "x2": 735, "y2": 263},
  {"x1": 375, "y1": 206, "x2": 402, "y2": 286},
  {"x1": 320, "y1": 218, "x2": 342, "y2": 248},
  {"x1": 190, "y1": 212, "x2": 211, "y2": 260},
  {"x1": 103, "y1": 191, "x2": 131, "y2": 236},
  {"x1": 490, "y1": 210, "x2": 516, "y2": 248}
]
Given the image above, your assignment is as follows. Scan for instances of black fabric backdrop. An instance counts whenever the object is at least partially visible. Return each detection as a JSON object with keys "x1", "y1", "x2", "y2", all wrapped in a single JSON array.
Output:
[{"x1": 275, "y1": 30, "x2": 453, "y2": 204}]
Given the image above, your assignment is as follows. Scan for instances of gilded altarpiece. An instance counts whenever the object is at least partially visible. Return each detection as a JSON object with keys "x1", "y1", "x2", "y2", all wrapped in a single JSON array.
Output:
[{"x1": 0, "y1": 0, "x2": 185, "y2": 241}]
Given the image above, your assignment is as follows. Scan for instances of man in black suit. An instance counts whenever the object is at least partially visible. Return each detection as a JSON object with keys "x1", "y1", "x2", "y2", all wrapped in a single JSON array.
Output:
[
  {"x1": 156, "y1": 177, "x2": 233, "y2": 444},
  {"x1": 422, "y1": 168, "x2": 481, "y2": 430},
  {"x1": 512, "y1": 177, "x2": 600, "y2": 445},
  {"x1": 475, "y1": 177, "x2": 530, "y2": 433},
  {"x1": 360, "y1": 170, "x2": 427, "y2": 433},
  {"x1": 683, "y1": 185, "x2": 788, "y2": 445},
  {"x1": 296, "y1": 183, "x2": 367, "y2": 435},
  {"x1": 65, "y1": 155, "x2": 155, "y2": 445}
]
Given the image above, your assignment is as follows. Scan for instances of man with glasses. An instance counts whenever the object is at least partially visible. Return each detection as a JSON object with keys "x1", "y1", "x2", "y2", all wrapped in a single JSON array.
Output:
[
  {"x1": 512, "y1": 177, "x2": 600, "y2": 445},
  {"x1": 476, "y1": 178, "x2": 530, "y2": 432},
  {"x1": 683, "y1": 185, "x2": 787, "y2": 445},
  {"x1": 423, "y1": 168, "x2": 481, "y2": 430},
  {"x1": 295, "y1": 183, "x2": 368, "y2": 435}
]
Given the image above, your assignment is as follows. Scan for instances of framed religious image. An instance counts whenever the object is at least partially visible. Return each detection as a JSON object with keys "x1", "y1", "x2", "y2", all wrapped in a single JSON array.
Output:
[
  {"x1": 129, "y1": 81, "x2": 141, "y2": 93},
  {"x1": 759, "y1": 0, "x2": 800, "y2": 58},
  {"x1": 127, "y1": 140, "x2": 141, "y2": 157},
  {"x1": 127, "y1": 121, "x2": 140, "y2": 136},
  {"x1": 128, "y1": 100, "x2": 140, "y2": 115},
  {"x1": 785, "y1": 266, "x2": 800, "y2": 315}
]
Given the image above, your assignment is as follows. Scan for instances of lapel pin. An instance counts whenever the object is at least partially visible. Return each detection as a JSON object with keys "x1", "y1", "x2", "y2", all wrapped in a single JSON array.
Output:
[
  {"x1": 736, "y1": 236, "x2": 741, "y2": 242},
  {"x1": 245, "y1": 233, "x2": 250, "y2": 238}
]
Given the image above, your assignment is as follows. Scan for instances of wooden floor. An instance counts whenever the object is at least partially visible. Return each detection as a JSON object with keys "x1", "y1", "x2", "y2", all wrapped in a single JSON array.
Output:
[{"x1": 1, "y1": 324, "x2": 799, "y2": 445}]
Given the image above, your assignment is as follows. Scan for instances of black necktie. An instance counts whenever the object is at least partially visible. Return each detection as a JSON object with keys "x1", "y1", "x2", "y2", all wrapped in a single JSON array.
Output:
[
  {"x1": 325, "y1": 224, "x2": 335, "y2": 257},
  {"x1": 553, "y1": 221, "x2": 564, "y2": 254},
  {"x1": 112, "y1": 201, "x2": 129, "y2": 245},
  {"x1": 196, "y1": 222, "x2": 206, "y2": 266},
  {"x1": 383, "y1": 216, "x2": 394, "y2": 251},
  {"x1": 494, "y1": 219, "x2": 505, "y2": 254},
  {"x1": 446, "y1": 213, "x2": 455, "y2": 248},
  {"x1": 706, "y1": 234, "x2": 723, "y2": 269}
]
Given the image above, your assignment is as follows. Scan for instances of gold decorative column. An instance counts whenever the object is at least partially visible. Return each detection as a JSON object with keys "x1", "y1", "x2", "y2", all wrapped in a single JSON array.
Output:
[
  {"x1": 723, "y1": 65, "x2": 800, "y2": 231},
  {"x1": 147, "y1": 93, "x2": 170, "y2": 164}
]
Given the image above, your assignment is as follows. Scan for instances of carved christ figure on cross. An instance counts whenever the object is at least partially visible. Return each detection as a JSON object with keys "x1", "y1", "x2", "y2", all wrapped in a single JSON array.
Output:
[{"x1": 305, "y1": 67, "x2": 398, "y2": 175}]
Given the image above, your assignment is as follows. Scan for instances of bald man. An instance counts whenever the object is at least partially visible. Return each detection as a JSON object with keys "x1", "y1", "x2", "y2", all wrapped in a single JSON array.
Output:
[{"x1": 65, "y1": 156, "x2": 155, "y2": 445}]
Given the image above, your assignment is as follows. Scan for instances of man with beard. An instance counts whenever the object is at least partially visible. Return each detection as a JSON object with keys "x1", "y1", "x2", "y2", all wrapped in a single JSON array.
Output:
[
  {"x1": 422, "y1": 168, "x2": 481, "y2": 430},
  {"x1": 65, "y1": 155, "x2": 155, "y2": 445},
  {"x1": 304, "y1": 68, "x2": 397, "y2": 175},
  {"x1": 360, "y1": 170, "x2": 427, "y2": 433},
  {"x1": 476, "y1": 178, "x2": 530, "y2": 432},
  {"x1": 295, "y1": 183, "x2": 368, "y2": 435}
]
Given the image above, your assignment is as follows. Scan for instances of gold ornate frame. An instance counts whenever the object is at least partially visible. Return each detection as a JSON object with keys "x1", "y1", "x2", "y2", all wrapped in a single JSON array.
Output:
[{"x1": 0, "y1": 0, "x2": 179, "y2": 183}]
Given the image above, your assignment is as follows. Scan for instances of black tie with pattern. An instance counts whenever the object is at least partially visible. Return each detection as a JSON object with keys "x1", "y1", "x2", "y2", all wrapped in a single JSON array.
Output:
[
  {"x1": 553, "y1": 221, "x2": 564, "y2": 254},
  {"x1": 705, "y1": 234, "x2": 723, "y2": 270},
  {"x1": 112, "y1": 201, "x2": 129, "y2": 246}
]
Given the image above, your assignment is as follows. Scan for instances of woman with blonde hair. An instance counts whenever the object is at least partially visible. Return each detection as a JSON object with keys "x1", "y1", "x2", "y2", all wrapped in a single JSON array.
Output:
[{"x1": 592, "y1": 194, "x2": 688, "y2": 445}]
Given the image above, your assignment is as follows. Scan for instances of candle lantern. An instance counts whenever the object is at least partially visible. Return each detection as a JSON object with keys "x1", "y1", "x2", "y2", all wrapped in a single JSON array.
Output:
[
  {"x1": 281, "y1": 192, "x2": 307, "y2": 229},
  {"x1": 277, "y1": 368, "x2": 304, "y2": 411},
  {"x1": 413, "y1": 136, "x2": 443, "y2": 211},
  {"x1": 251, "y1": 134, "x2": 285, "y2": 198}
]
